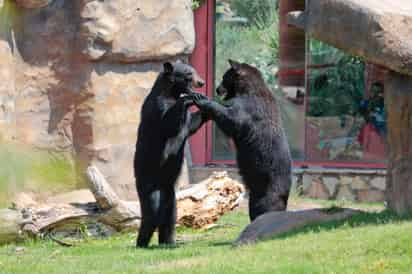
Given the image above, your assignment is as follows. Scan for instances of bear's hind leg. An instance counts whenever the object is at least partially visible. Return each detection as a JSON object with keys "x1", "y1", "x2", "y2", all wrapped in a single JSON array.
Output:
[
  {"x1": 248, "y1": 191, "x2": 288, "y2": 222},
  {"x1": 158, "y1": 187, "x2": 177, "y2": 246},
  {"x1": 268, "y1": 174, "x2": 291, "y2": 212},
  {"x1": 248, "y1": 175, "x2": 291, "y2": 221},
  {"x1": 248, "y1": 191, "x2": 268, "y2": 222},
  {"x1": 136, "y1": 190, "x2": 160, "y2": 248}
]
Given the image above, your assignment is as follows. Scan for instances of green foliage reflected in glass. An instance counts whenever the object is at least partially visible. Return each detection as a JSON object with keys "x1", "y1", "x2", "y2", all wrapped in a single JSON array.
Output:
[
  {"x1": 191, "y1": 0, "x2": 206, "y2": 10},
  {"x1": 230, "y1": 0, "x2": 279, "y2": 26},
  {"x1": 309, "y1": 41, "x2": 365, "y2": 117}
]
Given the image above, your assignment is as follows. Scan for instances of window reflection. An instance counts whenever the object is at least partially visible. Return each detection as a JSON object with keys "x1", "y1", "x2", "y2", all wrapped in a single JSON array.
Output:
[
  {"x1": 306, "y1": 41, "x2": 387, "y2": 162},
  {"x1": 213, "y1": 0, "x2": 305, "y2": 161},
  {"x1": 213, "y1": 2, "x2": 387, "y2": 164}
]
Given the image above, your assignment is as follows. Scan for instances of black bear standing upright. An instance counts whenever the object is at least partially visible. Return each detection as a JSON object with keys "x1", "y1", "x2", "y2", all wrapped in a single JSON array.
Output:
[
  {"x1": 134, "y1": 61, "x2": 207, "y2": 247},
  {"x1": 193, "y1": 60, "x2": 292, "y2": 221}
]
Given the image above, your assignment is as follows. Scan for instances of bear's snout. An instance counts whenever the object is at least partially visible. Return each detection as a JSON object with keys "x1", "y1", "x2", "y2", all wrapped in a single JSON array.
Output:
[
  {"x1": 195, "y1": 79, "x2": 205, "y2": 88},
  {"x1": 216, "y1": 85, "x2": 227, "y2": 96},
  {"x1": 192, "y1": 74, "x2": 205, "y2": 88}
]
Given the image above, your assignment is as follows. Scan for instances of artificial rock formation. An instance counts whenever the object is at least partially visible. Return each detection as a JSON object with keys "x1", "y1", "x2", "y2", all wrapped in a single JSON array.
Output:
[
  {"x1": 79, "y1": 0, "x2": 195, "y2": 62},
  {"x1": 287, "y1": 0, "x2": 412, "y2": 77},
  {"x1": 0, "y1": 0, "x2": 196, "y2": 200}
]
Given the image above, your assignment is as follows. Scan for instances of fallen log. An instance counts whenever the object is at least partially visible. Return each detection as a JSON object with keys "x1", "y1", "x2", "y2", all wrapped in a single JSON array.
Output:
[
  {"x1": 176, "y1": 171, "x2": 245, "y2": 228},
  {"x1": 0, "y1": 167, "x2": 244, "y2": 245},
  {"x1": 0, "y1": 209, "x2": 25, "y2": 244},
  {"x1": 234, "y1": 208, "x2": 361, "y2": 246}
]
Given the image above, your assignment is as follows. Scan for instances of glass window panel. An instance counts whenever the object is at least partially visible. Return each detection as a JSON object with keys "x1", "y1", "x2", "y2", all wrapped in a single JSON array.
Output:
[
  {"x1": 213, "y1": 0, "x2": 305, "y2": 161},
  {"x1": 306, "y1": 39, "x2": 387, "y2": 163}
]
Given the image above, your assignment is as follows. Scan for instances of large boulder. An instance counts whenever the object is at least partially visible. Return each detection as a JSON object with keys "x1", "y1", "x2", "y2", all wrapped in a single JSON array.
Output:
[
  {"x1": 79, "y1": 0, "x2": 195, "y2": 62},
  {"x1": 85, "y1": 62, "x2": 161, "y2": 198},
  {"x1": 288, "y1": 0, "x2": 412, "y2": 76},
  {"x1": 0, "y1": 0, "x2": 196, "y2": 200}
]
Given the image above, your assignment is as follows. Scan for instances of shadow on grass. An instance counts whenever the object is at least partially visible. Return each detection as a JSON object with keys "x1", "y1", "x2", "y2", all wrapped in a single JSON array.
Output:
[
  {"x1": 273, "y1": 209, "x2": 412, "y2": 241},
  {"x1": 209, "y1": 240, "x2": 234, "y2": 247},
  {"x1": 127, "y1": 243, "x2": 182, "y2": 251}
]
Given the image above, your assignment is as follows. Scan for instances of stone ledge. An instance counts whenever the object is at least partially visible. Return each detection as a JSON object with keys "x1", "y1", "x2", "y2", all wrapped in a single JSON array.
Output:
[
  {"x1": 190, "y1": 166, "x2": 387, "y2": 183},
  {"x1": 294, "y1": 167, "x2": 387, "y2": 175},
  {"x1": 190, "y1": 165, "x2": 387, "y2": 203},
  {"x1": 299, "y1": 172, "x2": 386, "y2": 203}
]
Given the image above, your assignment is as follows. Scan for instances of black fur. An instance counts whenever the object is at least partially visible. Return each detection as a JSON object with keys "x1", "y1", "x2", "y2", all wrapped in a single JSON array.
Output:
[
  {"x1": 134, "y1": 61, "x2": 207, "y2": 247},
  {"x1": 193, "y1": 60, "x2": 292, "y2": 221}
]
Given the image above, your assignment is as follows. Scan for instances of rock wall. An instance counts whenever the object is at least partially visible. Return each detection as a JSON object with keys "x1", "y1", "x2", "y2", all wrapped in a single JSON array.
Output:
[
  {"x1": 294, "y1": 169, "x2": 387, "y2": 203},
  {"x1": 0, "y1": 0, "x2": 195, "y2": 200},
  {"x1": 0, "y1": 1, "x2": 16, "y2": 141},
  {"x1": 191, "y1": 166, "x2": 387, "y2": 203}
]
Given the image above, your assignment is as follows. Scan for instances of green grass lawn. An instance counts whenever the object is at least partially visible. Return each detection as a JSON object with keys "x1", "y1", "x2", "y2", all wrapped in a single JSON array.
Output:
[{"x1": 1, "y1": 208, "x2": 412, "y2": 274}]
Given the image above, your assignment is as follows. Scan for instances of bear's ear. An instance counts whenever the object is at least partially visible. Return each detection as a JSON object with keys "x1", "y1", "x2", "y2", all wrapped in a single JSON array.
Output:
[
  {"x1": 228, "y1": 59, "x2": 241, "y2": 71},
  {"x1": 163, "y1": 62, "x2": 174, "y2": 74}
]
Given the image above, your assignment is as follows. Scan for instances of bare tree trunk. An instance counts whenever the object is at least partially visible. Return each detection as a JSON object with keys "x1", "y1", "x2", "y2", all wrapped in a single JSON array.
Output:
[{"x1": 385, "y1": 72, "x2": 412, "y2": 215}]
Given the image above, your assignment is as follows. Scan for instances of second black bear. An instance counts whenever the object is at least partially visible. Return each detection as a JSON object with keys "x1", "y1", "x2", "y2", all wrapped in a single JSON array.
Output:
[
  {"x1": 134, "y1": 61, "x2": 207, "y2": 247},
  {"x1": 193, "y1": 60, "x2": 292, "y2": 221}
]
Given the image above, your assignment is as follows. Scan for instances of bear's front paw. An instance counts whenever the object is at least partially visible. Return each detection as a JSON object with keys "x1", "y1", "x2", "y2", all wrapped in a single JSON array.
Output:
[
  {"x1": 193, "y1": 92, "x2": 209, "y2": 100},
  {"x1": 180, "y1": 93, "x2": 195, "y2": 107},
  {"x1": 191, "y1": 93, "x2": 210, "y2": 108}
]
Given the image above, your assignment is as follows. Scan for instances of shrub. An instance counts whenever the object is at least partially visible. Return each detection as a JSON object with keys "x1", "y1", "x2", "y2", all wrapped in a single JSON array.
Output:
[
  {"x1": 308, "y1": 50, "x2": 365, "y2": 117},
  {"x1": 230, "y1": 0, "x2": 279, "y2": 26}
]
